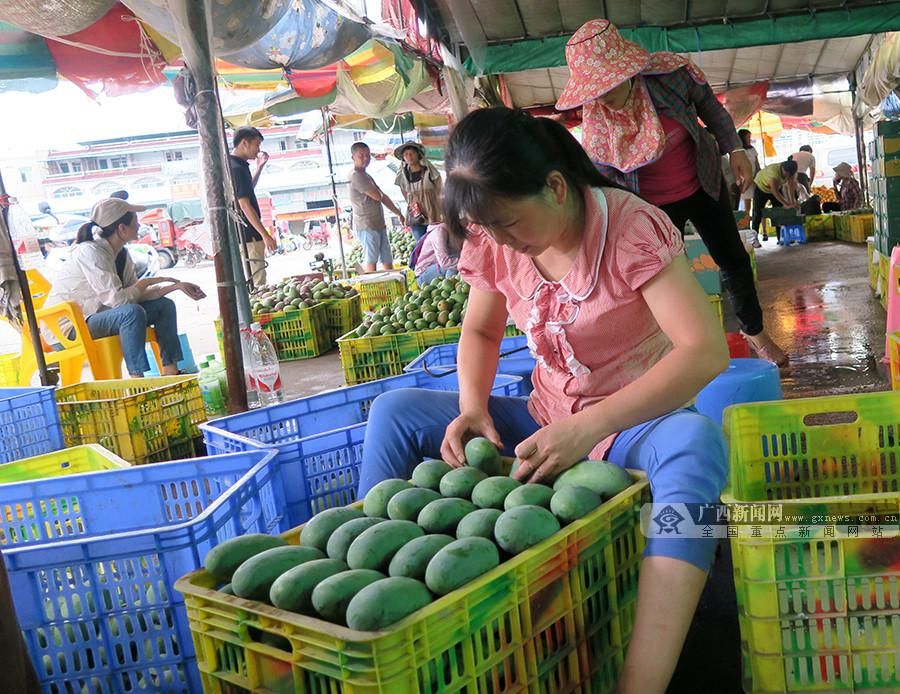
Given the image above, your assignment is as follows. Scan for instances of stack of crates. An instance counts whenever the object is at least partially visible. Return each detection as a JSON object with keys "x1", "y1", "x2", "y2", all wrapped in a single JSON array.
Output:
[
  {"x1": 870, "y1": 121, "x2": 900, "y2": 256},
  {"x1": 722, "y1": 393, "x2": 900, "y2": 693}
]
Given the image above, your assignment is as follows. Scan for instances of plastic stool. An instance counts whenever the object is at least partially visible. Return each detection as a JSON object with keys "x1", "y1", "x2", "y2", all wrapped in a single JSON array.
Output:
[
  {"x1": 696, "y1": 358, "x2": 782, "y2": 425},
  {"x1": 779, "y1": 224, "x2": 806, "y2": 245},
  {"x1": 143, "y1": 333, "x2": 198, "y2": 377}
]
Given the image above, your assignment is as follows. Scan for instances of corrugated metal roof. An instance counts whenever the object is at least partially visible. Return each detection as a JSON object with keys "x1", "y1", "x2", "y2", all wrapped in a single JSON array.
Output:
[{"x1": 501, "y1": 35, "x2": 871, "y2": 108}]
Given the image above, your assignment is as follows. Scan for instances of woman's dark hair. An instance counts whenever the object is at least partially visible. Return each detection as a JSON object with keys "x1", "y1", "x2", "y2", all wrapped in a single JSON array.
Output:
[
  {"x1": 799, "y1": 145, "x2": 813, "y2": 153},
  {"x1": 442, "y1": 107, "x2": 619, "y2": 239},
  {"x1": 780, "y1": 159, "x2": 799, "y2": 177},
  {"x1": 76, "y1": 211, "x2": 136, "y2": 244}
]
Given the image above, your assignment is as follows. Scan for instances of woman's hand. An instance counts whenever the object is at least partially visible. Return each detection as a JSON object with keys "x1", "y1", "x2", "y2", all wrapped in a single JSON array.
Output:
[
  {"x1": 441, "y1": 409, "x2": 503, "y2": 468},
  {"x1": 512, "y1": 416, "x2": 597, "y2": 484},
  {"x1": 178, "y1": 281, "x2": 206, "y2": 300},
  {"x1": 729, "y1": 150, "x2": 753, "y2": 193}
]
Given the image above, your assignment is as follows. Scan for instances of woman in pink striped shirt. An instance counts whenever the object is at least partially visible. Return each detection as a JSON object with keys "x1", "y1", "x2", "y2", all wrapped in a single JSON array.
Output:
[{"x1": 359, "y1": 108, "x2": 730, "y2": 693}]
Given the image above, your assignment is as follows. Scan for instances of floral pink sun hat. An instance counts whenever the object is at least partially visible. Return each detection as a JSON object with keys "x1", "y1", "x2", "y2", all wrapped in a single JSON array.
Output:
[{"x1": 556, "y1": 19, "x2": 650, "y2": 111}]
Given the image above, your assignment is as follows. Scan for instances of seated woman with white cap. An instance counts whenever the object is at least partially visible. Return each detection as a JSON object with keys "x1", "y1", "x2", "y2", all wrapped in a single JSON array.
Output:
[{"x1": 45, "y1": 197, "x2": 205, "y2": 377}]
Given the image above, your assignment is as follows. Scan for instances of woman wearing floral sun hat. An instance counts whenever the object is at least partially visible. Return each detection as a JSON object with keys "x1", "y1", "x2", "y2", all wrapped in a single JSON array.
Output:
[{"x1": 557, "y1": 19, "x2": 787, "y2": 367}]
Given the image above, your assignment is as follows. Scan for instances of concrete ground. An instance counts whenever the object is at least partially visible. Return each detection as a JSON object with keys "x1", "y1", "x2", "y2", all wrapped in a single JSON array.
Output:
[{"x1": 669, "y1": 235, "x2": 888, "y2": 694}]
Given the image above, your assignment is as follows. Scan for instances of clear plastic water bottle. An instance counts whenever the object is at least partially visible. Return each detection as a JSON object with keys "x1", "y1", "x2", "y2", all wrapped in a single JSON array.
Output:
[
  {"x1": 240, "y1": 327, "x2": 261, "y2": 408},
  {"x1": 249, "y1": 322, "x2": 283, "y2": 406},
  {"x1": 206, "y1": 354, "x2": 229, "y2": 400},
  {"x1": 198, "y1": 359, "x2": 226, "y2": 416}
]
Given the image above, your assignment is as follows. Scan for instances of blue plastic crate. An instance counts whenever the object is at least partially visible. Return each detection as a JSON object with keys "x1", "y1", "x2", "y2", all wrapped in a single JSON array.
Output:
[
  {"x1": 404, "y1": 335, "x2": 536, "y2": 393},
  {"x1": 0, "y1": 387, "x2": 63, "y2": 463},
  {"x1": 2, "y1": 449, "x2": 285, "y2": 694},
  {"x1": 201, "y1": 372, "x2": 523, "y2": 523}
]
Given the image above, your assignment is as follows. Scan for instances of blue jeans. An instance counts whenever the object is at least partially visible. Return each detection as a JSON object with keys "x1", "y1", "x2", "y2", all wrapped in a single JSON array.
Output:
[
  {"x1": 410, "y1": 224, "x2": 428, "y2": 242},
  {"x1": 86, "y1": 298, "x2": 183, "y2": 376},
  {"x1": 358, "y1": 389, "x2": 728, "y2": 570}
]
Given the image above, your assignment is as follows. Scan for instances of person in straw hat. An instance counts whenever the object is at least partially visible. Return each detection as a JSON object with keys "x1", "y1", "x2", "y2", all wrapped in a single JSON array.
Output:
[
  {"x1": 828, "y1": 162, "x2": 862, "y2": 212},
  {"x1": 557, "y1": 19, "x2": 787, "y2": 367},
  {"x1": 394, "y1": 141, "x2": 443, "y2": 243}
]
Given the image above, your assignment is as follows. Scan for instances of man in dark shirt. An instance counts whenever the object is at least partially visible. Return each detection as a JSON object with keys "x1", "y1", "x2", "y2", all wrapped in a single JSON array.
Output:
[{"x1": 230, "y1": 126, "x2": 276, "y2": 287}]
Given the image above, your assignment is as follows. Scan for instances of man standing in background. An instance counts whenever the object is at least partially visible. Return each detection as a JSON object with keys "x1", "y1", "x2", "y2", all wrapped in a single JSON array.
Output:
[
  {"x1": 230, "y1": 126, "x2": 277, "y2": 287},
  {"x1": 348, "y1": 142, "x2": 404, "y2": 272},
  {"x1": 790, "y1": 144, "x2": 816, "y2": 194}
]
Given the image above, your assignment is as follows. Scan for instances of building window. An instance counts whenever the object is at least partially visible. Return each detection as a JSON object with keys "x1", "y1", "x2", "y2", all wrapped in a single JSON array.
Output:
[
  {"x1": 353, "y1": 132, "x2": 366, "y2": 142},
  {"x1": 110, "y1": 156, "x2": 128, "y2": 168},
  {"x1": 279, "y1": 140, "x2": 288, "y2": 151},
  {"x1": 307, "y1": 199, "x2": 333, "y2": 210},
  {"x1": 71, "y1": 161, "x2": 82, "y2": 173},
  {"x1": 93, "y1": 181, "x2": 123, "y2": 196},
  {"x1": 165, "y1": 151, "x2": 184, "y2": 162},
  {"x1": 19, "y1": 167, "x2": 32, "y2": 183},
  {"x1": 134, "y1": 177, "x2": 164, "y2": 190},
  {"x1": 57, "y1": 162, "x2": 70, "y2": 174},
  {"x1": 53, "y1": 186, "x2": 83, "y2": 199}
]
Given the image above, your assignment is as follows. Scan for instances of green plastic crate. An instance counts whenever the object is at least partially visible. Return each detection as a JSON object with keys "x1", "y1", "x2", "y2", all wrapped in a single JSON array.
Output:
[{"x1": 722, "y1": 393, "x2": 900, "y2": 693}]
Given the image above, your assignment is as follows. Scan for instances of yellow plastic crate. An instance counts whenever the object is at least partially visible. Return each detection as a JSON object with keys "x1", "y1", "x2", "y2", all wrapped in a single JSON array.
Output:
[
  {"x1": 890, "y1": 331, "x2": 900, "y2": 390},
  {"x1": 0, "y1": 444, "x2": 128, "y2": 486},
  {"x1": 879, "y1": 253, "x2": 890, "y2": 310},
  {"x1": 176, "y1": 475, "x2": 650, "y2": 694},
  {"x1": 868, "y1": 241, "x2": 879, "y2": 291},
  {"x1": 722, "y1": 393, "x2": 900, "y2": 693},
  {"x1": 848, "y1": 214, "x2": 874, "y2": 243},
  {"x1": 804, "y1": 214, "x2": 835, "y2": 240},
  {"x1": 348, "y1": 273, "x2": 408, "y2": 312},
  {"x1": 0, "y1": 352, "x2": 19, "y2": 386},
  {"x1": 321, "y1": 296, "x2": 362, "y2": 344},
  {"x1": 55, "y1": 376, "x2": 205, "y2": 465}
]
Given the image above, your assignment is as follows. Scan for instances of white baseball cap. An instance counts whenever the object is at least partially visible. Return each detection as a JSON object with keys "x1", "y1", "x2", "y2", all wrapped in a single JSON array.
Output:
[{"x1": 90, "y1": 198, "x2": 147, "y2": 227}]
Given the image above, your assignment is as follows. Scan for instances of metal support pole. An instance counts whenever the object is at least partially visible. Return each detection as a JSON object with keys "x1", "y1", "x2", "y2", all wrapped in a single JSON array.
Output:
[
  {"x1": 854, "y1": 113, "x2": 870, "y2": 206},
  {"x1": 0, "y1": 171, "x2": 50, "y2": 386},
  {"x1": 322, "y1": 108, "x2": 348, "y2": 273},
  {"x1": 168, "y1": 0, "x2": 247, "y2": 412}
]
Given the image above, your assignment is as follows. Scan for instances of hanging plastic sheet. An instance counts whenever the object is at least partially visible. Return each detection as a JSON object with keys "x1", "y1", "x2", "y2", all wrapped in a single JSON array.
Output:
[
  {"x1": 0, "y1": 0, "x2": 115, "y2": 37},
  {"x1": 858, "y1": 33, "x2": 900, "y2": 112},
  {"x1": 335, "y1": 57, "x2": 431, "y2": 118},
  {"x1": 222, "y1": 0, "x2": 369, "y2": 70},
  {"x1": 44, "y1": 2, "x2": 167, "y2": 97},
  {"x1": 0, "y1": 22, "x2": 57, "y2": 92},
  {"x1": 716, "y1": 81, "x2": 769, "y2": 129},
  {"x1": 122, "y1": 0, "x2": 291, "y2": 55}
]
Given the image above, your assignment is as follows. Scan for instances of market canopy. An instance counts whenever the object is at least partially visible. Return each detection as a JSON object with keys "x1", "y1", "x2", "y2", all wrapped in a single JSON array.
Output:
[{"x1": 416, "y1": 0, "x2": 900, "y2": 74}]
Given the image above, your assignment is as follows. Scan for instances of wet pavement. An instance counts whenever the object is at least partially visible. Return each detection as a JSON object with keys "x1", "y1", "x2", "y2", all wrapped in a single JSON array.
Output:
[{"x1": 669, "y1": 236, "x2": 889, "y2": 694}]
